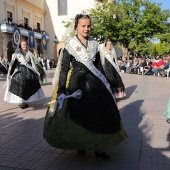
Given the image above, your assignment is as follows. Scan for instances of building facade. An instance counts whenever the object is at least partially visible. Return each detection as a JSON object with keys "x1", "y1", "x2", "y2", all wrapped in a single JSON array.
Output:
[
  {"x1": 0, "y1": 0, "x2": 48, "y2": 61},
  {"x1": 44, "y1": 0, "x2": 97, "y2": 60},
  {"x1": 0, "y1": 0, "x2": 120, "y2": 62},
  {"x1": 44, "y1": 0, "x2": 121, "y2": 61}
]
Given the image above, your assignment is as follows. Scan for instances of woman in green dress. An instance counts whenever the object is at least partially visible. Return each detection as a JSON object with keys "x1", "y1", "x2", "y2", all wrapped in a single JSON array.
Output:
[
  {"x1": 164, "y1": 98, "x2": 170, "y2": 124},
  {"x1": 43, "y1": 14, "x2": 127, "y2": 159},
  {"x1": 33, "y1": 51, "x2": 47, "y2": 84}
]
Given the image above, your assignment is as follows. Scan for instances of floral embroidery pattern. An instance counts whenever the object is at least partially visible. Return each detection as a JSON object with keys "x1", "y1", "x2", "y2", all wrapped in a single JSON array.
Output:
[{"x1": 76, "y1": 46, "x2": 81, "y2": 52}]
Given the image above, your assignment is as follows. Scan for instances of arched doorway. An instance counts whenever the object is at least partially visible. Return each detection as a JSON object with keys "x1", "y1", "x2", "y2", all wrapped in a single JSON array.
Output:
[{"x1": 7, "y1": 41, "x2": 14, "y2": 62}]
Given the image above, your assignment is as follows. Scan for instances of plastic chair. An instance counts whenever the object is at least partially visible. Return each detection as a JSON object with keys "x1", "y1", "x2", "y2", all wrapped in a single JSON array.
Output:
[{"x1": 165, "y1": 69, "x2": 170, "y2": 78}]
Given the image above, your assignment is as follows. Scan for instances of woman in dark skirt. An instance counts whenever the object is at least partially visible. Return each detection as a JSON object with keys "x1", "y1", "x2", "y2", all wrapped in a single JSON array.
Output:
[
  {"x1": 43, "y1": 14, "x2": 127, "y2": 159},
  {"x1": 33, "y1": 51, "x2": 47, "y2": 84},
  {"x1": 0, "y1": 55, "x2": 8, "y2": 77},
  {"x1": 99, "y1": 40, "x2": 126, "y2": 98},
  {"x1": 4, "y1": 40, "x2": 45, "y2": 109}
]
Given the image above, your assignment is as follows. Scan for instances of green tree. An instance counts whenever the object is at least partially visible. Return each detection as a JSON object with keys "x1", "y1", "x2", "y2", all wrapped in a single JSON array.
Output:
[
  {"x1": 155, "y1": 42, "x2": 170, "y2": 55},
  {"x1": 129, "y1": 39, "x2": 153, "y2": 56},
  {"x1": 88, "y1": 0, "x2": 170, "y2": 58},
  {"x1": 63, "y1": 0, "x2": 170, "y2": 57},
  {"x1": 89, "y1": 0, "x2": 119, "y2": 43}
]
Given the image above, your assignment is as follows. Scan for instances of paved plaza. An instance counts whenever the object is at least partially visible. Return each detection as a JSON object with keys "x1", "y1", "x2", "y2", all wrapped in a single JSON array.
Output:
[{"x1": 0, "y1": 69, "x2": 170, "y2": 170}]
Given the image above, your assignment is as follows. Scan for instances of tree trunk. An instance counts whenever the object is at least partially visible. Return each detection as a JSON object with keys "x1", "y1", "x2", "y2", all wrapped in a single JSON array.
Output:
[{"x1": 120, "y1": 43, "x2": 128, "y2": 60}]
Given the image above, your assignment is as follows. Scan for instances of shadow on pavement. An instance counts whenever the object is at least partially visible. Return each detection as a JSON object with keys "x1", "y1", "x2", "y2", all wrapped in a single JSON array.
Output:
[
  {"x1": 116, "y1": 85, "x2": 137, "y2": 103},
  {"x1": 124, "y1": 85, "x2": 137, "y2": 99}
]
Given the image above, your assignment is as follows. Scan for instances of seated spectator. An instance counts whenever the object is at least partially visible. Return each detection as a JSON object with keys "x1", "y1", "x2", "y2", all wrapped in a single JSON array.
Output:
[
  {"x1": 118, "y1": 59, "x2": 124, "y2": 69},
  {"x1": 144, "y1": 62, "x2": 153, "y2": 75},
  {"x1": 119, "y1": 60, "x2": 127, "y2": 73},
  {"x1": 130, "y1": 59, "x2": 140, "y2": 74},
  {"x1": 159, "y1": 59, "x2": 170, "y2": 77},
  {"x1": 138, "y1": 58, "x2": 147, "y2": 75},
  {"x1": 152, "y1": 57, "x2": 164, "y2": 76},
  {"x1": 126, "y1": 60, "x2": 133, "y2": 73}
]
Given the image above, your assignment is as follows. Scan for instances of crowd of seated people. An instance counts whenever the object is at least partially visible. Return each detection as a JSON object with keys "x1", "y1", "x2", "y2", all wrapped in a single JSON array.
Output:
[
  {"x1": 3, "y1": 19, "x2": 46, "y2": 34},
  {"x1": 118, "y1": 55, "x2": 170, "y2": 77}
]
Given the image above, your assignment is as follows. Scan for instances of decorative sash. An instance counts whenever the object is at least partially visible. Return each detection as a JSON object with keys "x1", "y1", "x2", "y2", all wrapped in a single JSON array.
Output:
[
  {"x1": 67, "y1": 38, "x2": 116, "y2": 102},
  {"x1": 16, "y1": 53, "x2": 38, "y2": 75}
]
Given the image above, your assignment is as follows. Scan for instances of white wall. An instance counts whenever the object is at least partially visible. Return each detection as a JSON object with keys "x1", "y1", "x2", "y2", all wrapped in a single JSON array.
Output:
[{"x1": 45, "y1": 0, "x2": 96, "y2": 59}]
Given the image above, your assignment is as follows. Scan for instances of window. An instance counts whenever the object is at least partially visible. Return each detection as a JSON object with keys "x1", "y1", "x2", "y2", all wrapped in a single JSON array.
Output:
[
  {"x1": 37, "y1": 22, "x2": 40, "y2": 30},
  {"x1": 58, "y1": 0, "x2": 67, "y2": 16},
  {"x1": 24, "y1": 17, "x2": 28, "y2": 28},
  {"x1": 7, "y1": 11, "x2": 13, "y2": 22}
]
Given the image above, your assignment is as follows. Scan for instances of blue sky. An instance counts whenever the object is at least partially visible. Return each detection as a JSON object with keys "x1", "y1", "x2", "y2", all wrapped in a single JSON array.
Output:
[{"x1": 152, "y1": 0, "x2": 170, "y2": 10}]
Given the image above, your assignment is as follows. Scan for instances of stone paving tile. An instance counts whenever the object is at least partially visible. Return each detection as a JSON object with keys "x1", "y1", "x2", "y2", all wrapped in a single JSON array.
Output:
[
  {"x1": 1, "y1": 71, "x2": 170, "y2": 169},
  {"x1": 0, "y1": 166, "x2": 16, "y2": 170}
]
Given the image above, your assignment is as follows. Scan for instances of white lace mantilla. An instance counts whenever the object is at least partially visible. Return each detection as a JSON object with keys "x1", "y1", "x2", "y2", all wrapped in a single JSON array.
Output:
[
  {"x1": 66, "y1": 37, "x2": 116, "y2": 102},
  {"x1": 65, "y1": 37, "x2": 98, "y2": 62}
]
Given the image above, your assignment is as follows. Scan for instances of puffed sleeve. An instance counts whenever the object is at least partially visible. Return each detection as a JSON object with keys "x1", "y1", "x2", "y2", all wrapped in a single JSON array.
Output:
[
  {"x1": 57, "y1": 48, "x2": 71, "y2": 94},
  {"x1": 93, "y1": 51, "x2": 105, "y2": 75}
]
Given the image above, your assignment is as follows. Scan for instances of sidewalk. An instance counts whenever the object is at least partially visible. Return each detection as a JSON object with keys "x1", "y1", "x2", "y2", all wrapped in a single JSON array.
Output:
[{"x1": 0, "y1": 70, "x2": 170, "y2": 170}]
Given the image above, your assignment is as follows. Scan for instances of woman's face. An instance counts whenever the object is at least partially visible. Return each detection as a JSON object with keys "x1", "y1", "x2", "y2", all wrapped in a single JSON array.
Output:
[
  {"x1": 21, "y1": 41, "x2": 27, "y2": 51},
  {"x1": 76, "y1": 18, "x2": 91, "y2": 38},
  {"x1": 106, "y1": 41, "x2": 112, "y2": 50}
]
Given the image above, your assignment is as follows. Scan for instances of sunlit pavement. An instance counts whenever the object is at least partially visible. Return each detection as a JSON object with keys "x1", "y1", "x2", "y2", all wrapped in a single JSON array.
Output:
[{"x1": 0, "y1": 70, "x2": 170, "y2": 170}]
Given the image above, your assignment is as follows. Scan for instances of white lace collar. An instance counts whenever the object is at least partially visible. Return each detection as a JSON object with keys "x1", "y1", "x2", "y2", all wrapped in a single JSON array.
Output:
[{"x1": 65, "y1": 36, "x2": 98, "y2": 62}]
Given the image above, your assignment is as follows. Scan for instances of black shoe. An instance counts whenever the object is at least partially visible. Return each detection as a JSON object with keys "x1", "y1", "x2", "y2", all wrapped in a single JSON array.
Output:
[
  {"x1": 77, "y1": 150, "x2": 86, "y2": 154},
  {"x1": 94, "y1": 150, "x2": 110, "y2": 159},
  {"x1": 166, "y1": 119, "x2": 170, "y2": 124},
  {"x1": 19, "y1": 103, "x2": 29, "y2": 109},
  {"x1": 25, "y1": 104, "x2": 29, "y2": 108}
]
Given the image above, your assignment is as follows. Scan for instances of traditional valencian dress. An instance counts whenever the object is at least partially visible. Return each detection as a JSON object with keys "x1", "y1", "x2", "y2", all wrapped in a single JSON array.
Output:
[
  {"x1": 0, "y1": 59, "x2": 8, "y2": 77},
  {"x1": 33, "y1": 56, "x2": 47, "y2": 84},
  {"x1": 164, "y1": 98, "x2": 170, "y2": 123},
  {"x1": 43, "y1": 36, "x2": 127, "y2": 151},
  {"x1": 4, "y1": 50, "x2": 46, "y2": 104},
  {"x1": 100, "y1": 45, "x2": 126, "y2": 98}
]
